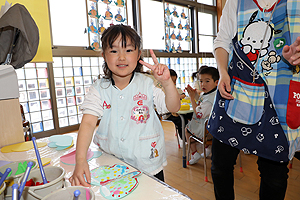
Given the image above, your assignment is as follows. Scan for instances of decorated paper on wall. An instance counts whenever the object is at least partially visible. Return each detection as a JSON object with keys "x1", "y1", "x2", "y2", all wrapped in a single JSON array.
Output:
[
  {"x1": 164, "y1": 3, "x2": 192, "y2": 53},
  {"x1": 114, "y1": 0, "x2": 124, "y2": 7},
  {"x1": 89, "y1": 2, "x2": 101, "y2": 19},
  {"x1": 87, "y1": 0, "x2": 127, "y2": 51}
]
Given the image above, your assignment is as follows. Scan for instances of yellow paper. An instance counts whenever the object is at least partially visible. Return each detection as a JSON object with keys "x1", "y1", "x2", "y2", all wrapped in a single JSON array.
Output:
[
  {"x1": 33, "y1": 157, "x2": 51, "y2": 166},
  {"x1": 1, "y1": 143, "x2": 21, "y2": 153},
  {"x1": 0, "y1": 0, "x2": 53, "y2": 63},
  {"x1": 1, "y1": 141, "x2": 47, "y2": 153}
]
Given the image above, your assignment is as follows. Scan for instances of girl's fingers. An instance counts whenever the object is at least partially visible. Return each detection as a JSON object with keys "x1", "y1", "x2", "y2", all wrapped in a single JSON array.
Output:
[
  {"x1": 85, "y1": 170, "x2": 91, "y2": 185},
  {"x1": 78, "y1": 174, "x2": 90, "y2": 187},
  {"x1": 73, "y1": 176, "x2": 80, "y2": 186},
  {"x1": 157, "y1": 64, "x2": 164, "y2": 75},
  {"x1": 139, "y1": 60, "x2": 155, "y2": 71},
  {"x1": 150, "y1": 49, "x2": 159, "y2": 65}
]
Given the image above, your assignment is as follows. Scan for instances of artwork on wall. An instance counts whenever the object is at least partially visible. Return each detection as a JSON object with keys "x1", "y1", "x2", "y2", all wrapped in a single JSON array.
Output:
[
  {"x1": 87, "y1": 0, "x2": 127, "y2": 51},
  {"x1": 164, "y1": 3, "x2": 193, "y2": 53}
]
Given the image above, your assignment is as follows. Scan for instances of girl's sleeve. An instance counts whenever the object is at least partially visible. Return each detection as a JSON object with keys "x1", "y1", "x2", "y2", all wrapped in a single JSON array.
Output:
[
  {"x1": 153, "y1": 85, "x2": 169, "y2": 115},
  {"x1": 80, "y1": 85, "x2": 104, "y2": 118},
  {"x1": 213, "y1": 0, "x2": 238, "y2": 55}
]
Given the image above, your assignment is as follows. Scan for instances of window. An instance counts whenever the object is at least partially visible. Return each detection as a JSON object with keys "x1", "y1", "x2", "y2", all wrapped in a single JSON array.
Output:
[
  {"x1": 141, "y1": 0, "x2": 193, "y2": 52},
  {"x1": 127, "y1": 0, "x2": 134, "y2": 27},
  {"x1": 164, "y1": 2, "x2": 192, "y2": 53},
  {"x1": 17, "y1": 63, "x2": 54, "y2": 133},
  {"x1": 140, "y1": 0, "x2": 165, "y2": 50},
  {"x1": 198, "y1": 12, "x2": 216, "y2": 52},
  {"x1": 197, "y1": 0, "x2": 215, "y2": 6},
  {"x1": 52, "y1": 57, "x2": 104, "y2": 127},
  {"x1": 49, "y1": 0, "x2": 89, "y2": 47}
]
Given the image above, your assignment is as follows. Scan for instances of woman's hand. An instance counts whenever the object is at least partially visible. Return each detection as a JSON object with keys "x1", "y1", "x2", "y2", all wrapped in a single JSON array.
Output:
[
  {"x1": 218, "y1": 70, "x2": 234, "y2": 100},
  {"x1": 69, "y1": 159, "x2": 91, "y2": 187},
  {"x1": 282, "y1": 36, "x2": 300, "y2": 66}
]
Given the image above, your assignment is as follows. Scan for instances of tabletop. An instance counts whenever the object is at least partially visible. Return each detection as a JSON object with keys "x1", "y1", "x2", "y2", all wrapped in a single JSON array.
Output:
[{"x1": 0, "y1": 133, "x2": 191, "y2": 200}]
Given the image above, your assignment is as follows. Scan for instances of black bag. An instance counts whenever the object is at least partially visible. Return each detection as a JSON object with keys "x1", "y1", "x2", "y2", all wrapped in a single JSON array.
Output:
[{"x1": 0, "y1": 3, "x2": 39, "y2": 69}]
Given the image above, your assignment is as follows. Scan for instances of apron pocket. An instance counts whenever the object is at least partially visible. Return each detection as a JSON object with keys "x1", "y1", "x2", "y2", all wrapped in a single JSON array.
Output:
[
  {"x1": 225, "y1": 76, "x2": 265, "y2": 125},
  {"x1": 286, "y1": 80, "x2": 300, "y2": 129}
]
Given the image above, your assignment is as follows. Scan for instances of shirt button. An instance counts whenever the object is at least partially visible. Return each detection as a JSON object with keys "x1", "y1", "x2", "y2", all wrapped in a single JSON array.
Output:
[
  {"x1": 120, "y1": 116, "x2": 124, "y2": 120},
  {"x1": 119, "y1": 95, "x2": 124, "y2": 99},
  {"x1": 121, "y1": 138, "x2": 124, "y2": 141}
]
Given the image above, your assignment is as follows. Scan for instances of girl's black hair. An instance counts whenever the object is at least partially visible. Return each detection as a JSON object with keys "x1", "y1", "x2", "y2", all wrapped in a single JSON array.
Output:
[
  {"x1": 169, "y1": 69, "x2": 178, "y2": 78},
  {"x1": 100, "y1": 24, "x2": 143, "y2": 79}
]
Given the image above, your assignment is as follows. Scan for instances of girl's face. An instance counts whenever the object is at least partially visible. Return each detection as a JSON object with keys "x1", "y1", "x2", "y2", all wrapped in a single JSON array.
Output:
[{"x1": 103, "y1": 34, "x2": 141, "y2": 81}]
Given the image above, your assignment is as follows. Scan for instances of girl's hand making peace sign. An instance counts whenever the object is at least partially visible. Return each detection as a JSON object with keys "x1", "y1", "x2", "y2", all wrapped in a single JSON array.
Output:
[
  {"x1": 139, "y1": 49, "x2": 181, "y2": 113},
  {"x1": 139, "y1": 49, "x2": 171, "y2": 84}
]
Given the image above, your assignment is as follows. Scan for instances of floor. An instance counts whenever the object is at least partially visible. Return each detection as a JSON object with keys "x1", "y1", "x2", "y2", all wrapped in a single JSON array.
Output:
[{"x1": 161, "y1": 120, "x2": 300, "y2": 200}]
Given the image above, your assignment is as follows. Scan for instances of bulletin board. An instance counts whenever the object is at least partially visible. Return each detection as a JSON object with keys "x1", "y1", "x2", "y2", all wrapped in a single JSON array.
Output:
[{"x1": 0, "y1": 0, "x2": 53, "y2": 63}]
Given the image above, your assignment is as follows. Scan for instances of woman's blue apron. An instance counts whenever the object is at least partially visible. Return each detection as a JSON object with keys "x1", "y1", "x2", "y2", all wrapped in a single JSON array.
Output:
[{"x1": 208, "y1": 34, "x2": 289, "y2": 162}]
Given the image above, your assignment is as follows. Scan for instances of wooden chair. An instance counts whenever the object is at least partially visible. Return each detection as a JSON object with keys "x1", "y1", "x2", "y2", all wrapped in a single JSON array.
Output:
[
  {"x1": 20, "y1": 104, "x2": 32, "y2": 141},
  {"x1": 187, "y1": 119, "x2": 243, "y2": 182}
]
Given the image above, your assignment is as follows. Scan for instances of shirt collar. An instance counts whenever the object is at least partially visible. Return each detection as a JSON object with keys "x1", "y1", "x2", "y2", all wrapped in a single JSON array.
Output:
[
  {"x1": 111, "y1": 72, "x2": 135, "y2": 86},
  {"x1": 203, "y1": 87, "x2": 217, "y2": 95}
]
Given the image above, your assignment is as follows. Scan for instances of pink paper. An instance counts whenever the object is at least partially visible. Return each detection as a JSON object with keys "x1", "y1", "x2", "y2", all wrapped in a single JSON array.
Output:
[{"x1": 60, "y1": 149, "x2": 93, "y2": 165}]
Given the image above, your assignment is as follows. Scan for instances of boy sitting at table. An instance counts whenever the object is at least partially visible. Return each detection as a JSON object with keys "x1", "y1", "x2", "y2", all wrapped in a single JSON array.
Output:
[{"x1": 185, "y1": 67, "x2": 219, "y2": 165}]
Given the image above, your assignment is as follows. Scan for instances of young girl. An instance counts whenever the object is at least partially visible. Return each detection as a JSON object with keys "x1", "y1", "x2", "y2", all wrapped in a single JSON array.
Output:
[
  {"x1": 185, "y1": 67, "x2": 219, "y2": 165},
  {"x1": 69, "y1": 24, "x2": 180, "y2": 186}
]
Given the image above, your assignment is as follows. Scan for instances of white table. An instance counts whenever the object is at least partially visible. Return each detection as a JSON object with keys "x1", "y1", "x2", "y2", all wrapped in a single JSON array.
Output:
[{"x1": 0, "y1": 133, "x2": 191, "y2": 200}]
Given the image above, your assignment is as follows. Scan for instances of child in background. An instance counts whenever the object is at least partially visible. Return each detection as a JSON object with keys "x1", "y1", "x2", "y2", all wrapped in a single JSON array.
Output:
[
  {"x1": 170, "y1": 69, "x2": 186, "y2": 100},
  {"x1": 191, "y1": 65, "x2": 208, "y2": 95},
  {"x1": 162, "y1": 69, "x2": 192, "y2": 141},
  {"x1": 185, "y1": 67, "x2": 219, "y2": 165},
  {"x1": 69, "y1": 24, "x2": 181, "y2": 186}
]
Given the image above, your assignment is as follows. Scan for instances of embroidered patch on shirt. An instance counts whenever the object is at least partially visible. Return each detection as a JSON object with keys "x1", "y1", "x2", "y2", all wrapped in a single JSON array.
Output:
[
  {"x1": 131, "y1": 92, "x2": 150, "y2": 124},
  {"x1": 103, "y1": 101, "x2": 111, "y2": 109},
  {"x1": 149, "y1": 141, "x2": 159, "y2": 159}
]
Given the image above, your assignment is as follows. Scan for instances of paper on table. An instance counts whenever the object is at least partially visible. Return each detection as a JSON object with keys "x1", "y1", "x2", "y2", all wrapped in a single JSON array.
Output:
[
  {"x1": 0, "y1": 160, "x2": 12, "y2": 168},
  {"x1": 60, "y1": 149, "x2": 102, "y2": 165},
  {"x1": 48, "y1": 140, "x2": 74, "y2": 151},
  {"x1": 48, "y1": 135, "x2": 73, "y2": 150},
  {"x1": 1, "y1": 141, "x2": 47, "y2": 153},
  {"x1": 100, "y1": 171, "x2": 141, "y2": 199},
  {"x1": 90, "y1": 164, "x2": 130, "y2": 186},
  {"x1": 33, "y1": 158, "x2": 51, "y2": 167}
]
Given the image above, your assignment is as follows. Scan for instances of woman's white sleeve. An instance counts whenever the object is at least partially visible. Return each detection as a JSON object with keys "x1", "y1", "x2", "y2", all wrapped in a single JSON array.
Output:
[
  {"x1": 153, "y1": 85, "x2": 169, "y2": 115},
  {"x1": 213, "y1": 0, "x2": 237, "y2": 55},
  {"x1": 80, "y1": 85, "x2": 103, "y2": 118}
]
